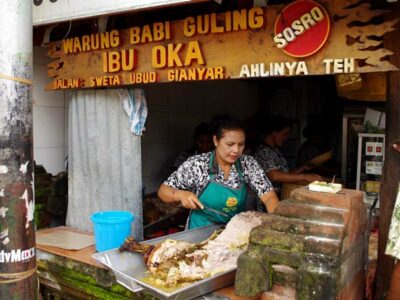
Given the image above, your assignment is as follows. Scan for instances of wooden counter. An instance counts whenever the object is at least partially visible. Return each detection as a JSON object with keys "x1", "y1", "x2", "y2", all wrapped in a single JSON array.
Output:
[
  {"x1": 37, "y1": 226, "x2": 103, "y2": 268},
  {"x1": 37, "y1": 227, "x2": 141, "y2": 300},
  {"x1": 37, "y1": 227, "x2": 260, "y2": 300}
]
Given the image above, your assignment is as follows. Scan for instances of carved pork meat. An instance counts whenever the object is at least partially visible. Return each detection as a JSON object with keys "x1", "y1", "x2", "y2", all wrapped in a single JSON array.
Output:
[{"x1": 120, "y1": 211, "x2": 263, "y2": 287}]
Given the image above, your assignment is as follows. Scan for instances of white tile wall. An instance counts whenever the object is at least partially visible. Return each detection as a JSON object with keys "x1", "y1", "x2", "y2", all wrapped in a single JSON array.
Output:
[
  {"x1": 33, "y1": 106, "x2": 65, "y2": 147},
  {"x1": 33, "y1": 46, "x2": 67, "y2": 175},
  {"x1": 33, "y1": 68, "x2": 64, "y2": 107},
  {"x1": 33, "y1": 147, "x2": 66, "y2": 175}
]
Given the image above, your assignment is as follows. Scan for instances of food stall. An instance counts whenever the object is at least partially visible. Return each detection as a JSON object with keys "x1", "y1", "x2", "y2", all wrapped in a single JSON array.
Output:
[
  {"x1": 25, "y1": 0, "x2": 400, "y2": 299},
  {"x1": 37, "y1": 186, "x2": 369, "y2": 300}
]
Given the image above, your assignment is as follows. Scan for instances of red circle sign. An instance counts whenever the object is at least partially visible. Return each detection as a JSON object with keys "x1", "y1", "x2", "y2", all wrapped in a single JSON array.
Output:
[{"x1": 274, "y1": 0, "x2": 330, "y2": 58}]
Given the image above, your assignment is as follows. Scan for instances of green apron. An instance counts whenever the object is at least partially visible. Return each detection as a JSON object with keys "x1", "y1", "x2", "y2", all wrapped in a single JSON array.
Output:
[{"x1": 188, "y1": 153, "x2": 247, "y2": 229}]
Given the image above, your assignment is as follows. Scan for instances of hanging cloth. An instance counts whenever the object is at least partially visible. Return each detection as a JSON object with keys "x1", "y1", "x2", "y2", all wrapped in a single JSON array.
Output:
[{"x1": 119, "y1": 88, "x2": 148, "y2": 136}]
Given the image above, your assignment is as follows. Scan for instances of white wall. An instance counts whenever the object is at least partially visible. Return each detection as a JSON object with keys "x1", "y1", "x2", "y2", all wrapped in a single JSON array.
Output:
[
  {"x1": 33, "y1": 46, "x2": 68, "y2": 175},
  {"x1": 141, "y1": 80, "x2": 260, "y2": 193}
]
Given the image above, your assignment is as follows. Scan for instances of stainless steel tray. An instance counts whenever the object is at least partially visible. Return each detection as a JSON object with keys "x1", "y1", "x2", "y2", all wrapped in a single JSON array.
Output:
[{"x1": 93, "y1": 225, "x2": 236, "y2": 300}]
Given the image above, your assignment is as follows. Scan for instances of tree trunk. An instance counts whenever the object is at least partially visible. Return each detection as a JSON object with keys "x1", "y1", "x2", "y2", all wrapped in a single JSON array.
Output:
[{"x1": 0, "y1": 0, "x2": 36, "y2": 299}]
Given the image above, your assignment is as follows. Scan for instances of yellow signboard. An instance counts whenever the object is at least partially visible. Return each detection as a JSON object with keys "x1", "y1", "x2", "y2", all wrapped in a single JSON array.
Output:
[{"x1": 46, "y1": 0, "x2": 399, "y2": 90}]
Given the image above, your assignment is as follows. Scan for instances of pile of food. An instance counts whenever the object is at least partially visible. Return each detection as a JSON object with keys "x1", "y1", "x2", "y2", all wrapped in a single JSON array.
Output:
[{"x1": 119, "y1": 211, "x2": 263, "y2": 287}]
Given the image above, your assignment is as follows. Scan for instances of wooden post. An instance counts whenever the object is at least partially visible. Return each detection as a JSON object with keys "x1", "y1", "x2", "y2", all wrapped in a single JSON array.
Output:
[
  {"x1": 375, "y1": 4, "x2": 400, "y2": 299},
  {"x1": 0, "y1": 0, "x2": 37, "y2": 299}
]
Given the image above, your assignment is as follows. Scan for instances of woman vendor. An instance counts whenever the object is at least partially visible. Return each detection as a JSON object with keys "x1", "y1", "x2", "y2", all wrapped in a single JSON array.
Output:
[
  {"x1": 253, "y1": 116, "x2": 322, "y2": 208},
  {"x1": 158, "y1": 115, "x2": 279, "y2": 229}
]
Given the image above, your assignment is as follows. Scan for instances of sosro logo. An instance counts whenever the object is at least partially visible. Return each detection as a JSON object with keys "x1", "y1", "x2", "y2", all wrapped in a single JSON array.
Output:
[
  {"x1": 33, "y1": 0, "x2": 58, "y2": 6},
  {"x1": 273, "y1": 0, "x2": 330, "y2": 58},
  {"x1": 0, "y1": 247, "x2": 35, "y2": 263}
]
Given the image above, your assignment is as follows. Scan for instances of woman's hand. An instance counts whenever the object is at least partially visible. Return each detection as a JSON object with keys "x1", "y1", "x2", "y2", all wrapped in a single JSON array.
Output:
[
  {"x1": 158, "y1": 184, "x2": 204, "y2": 209},
  {"x1": 302, "y1": 173, "x2": 323, "y2": 183},
  {"x1": 259, "y1": 190, "x2": 280, "y2": 213},
  {"x1": 301, "y1": 163, "x2": 316, "y2": 172},
  {"x1": 176, "y1": 190, "x2": 204, "y2": 210},
  {"x1": 291, "y1": 163, "x2": 315, "y2": 174}
]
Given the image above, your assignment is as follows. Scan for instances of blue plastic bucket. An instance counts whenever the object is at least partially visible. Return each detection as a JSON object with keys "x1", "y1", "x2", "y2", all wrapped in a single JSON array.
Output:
[{"x1": 91, "y1": 211, "x2": 134, "y2": 252}]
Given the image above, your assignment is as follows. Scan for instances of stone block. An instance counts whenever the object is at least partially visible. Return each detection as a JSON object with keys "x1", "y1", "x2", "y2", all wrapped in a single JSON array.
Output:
[
  {"x1": 262, "y1": 247, "x2": 303, "y2": 268},
  {"x1": 296, "y1": 265, "x2": 336, "y2": 300},
  {"x1": 338, "y1": 237, "x2": 367, "y2": 292},
  {"x1": 275, "y1": 200, "x2": 347, "y2": 224},
  {"x1": 251, "y1": 225, "x2": 341, "y2": 256},
  {"x1": 235, "y1": 252, "x2": 270, "y2": 297},
  {"x1": 237, "y1": 187, "x2": 368, "y2": 299},
  {"x1": 261, "y1": 247, "x2": 339, "y2": 269},
  {"x1": 271, "y1": 265, "x2": 297, "y2": 288},
  {"x1": 345, "y1": 197, "x2": 368, "y2": 250},
  {"x1": 290, "y1": 187, "x2": 362, "y2": 210},
  {"x1": 304, "y1": 236, "x2": 341, "y2": 257},
  {"x1": 290, "y1": 186, "x2": 368, "y2": 253},
  {"x1": 250, "y1": 227, "x2": 304, "y2": 252},
  {"x1": 260, "y1": 214, "x2": 345, "y2": 239}
]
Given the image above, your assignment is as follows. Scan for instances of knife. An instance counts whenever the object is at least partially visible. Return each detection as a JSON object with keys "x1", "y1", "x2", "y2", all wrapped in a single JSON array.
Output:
[{"x1": 202, "y1": 206, "x2": 230, "y2": 218}]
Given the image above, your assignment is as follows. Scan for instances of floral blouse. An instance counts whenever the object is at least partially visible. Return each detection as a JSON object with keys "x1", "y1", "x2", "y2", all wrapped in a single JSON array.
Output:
[
  {"x1": 164, "y1": 151, "x2": 274, "y2": 197},
  {"x1": 386, "y1": 182, "x2": 400, "y2": 260},
  {"x1": 253, "y1": 144, "x2": 289, "y2": 193}
]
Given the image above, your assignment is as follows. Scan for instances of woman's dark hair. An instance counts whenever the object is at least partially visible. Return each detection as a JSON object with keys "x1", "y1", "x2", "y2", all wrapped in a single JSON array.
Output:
[
  {"x1": 261, "y1": 115, "x2": 294, "y2": 136},
  {"x1": 193, "y1": 122, "x2": 211, "y2": 139},
  {"x1": 210, "y1": 114, "x2": 245, "y2": 140}
]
